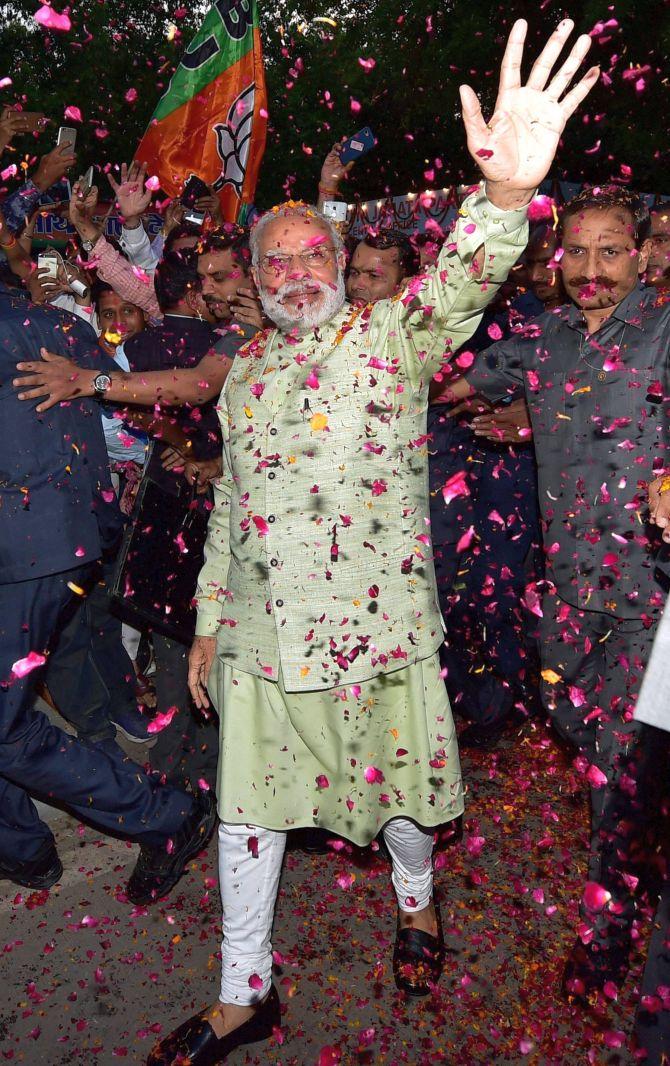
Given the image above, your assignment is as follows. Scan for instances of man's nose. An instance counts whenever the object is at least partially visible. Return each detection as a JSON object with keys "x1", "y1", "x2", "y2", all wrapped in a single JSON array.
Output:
[
  {"x1": 584, "y1": 249, "x2": 600, "y2": 277},
  {"x1": 286, "y1": 260, "x2": 310, "y2": 281}
]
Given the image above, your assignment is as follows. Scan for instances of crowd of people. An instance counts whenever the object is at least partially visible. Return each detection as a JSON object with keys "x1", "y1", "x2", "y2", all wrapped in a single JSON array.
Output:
[{"x1": 1, "y1": 15, "x2": 670, "y2": 1065}]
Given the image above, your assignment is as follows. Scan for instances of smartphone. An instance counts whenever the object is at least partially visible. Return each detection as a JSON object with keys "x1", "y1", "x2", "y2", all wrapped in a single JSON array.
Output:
[
  {"x1": 183, "y1": 208, "x2": 205, "y2": 226},
  {"x1": 78, "y1": 165, "x2": 95, "y2": 196},
  {"x1": 322, "y1": 200, "x2": 348, "y2": 223},
  {"x1": 181, "y1": 175, "x2": 210, "y2": 227},
  {"x1": 1, "y1": 108, "x2": 46, "y2": 133},
  {"x1": 56, "y1": 126, "x2": 77, "y2": 152},
  {"x1": 37, "y1": 252, "x2": 60, "y2": 281},
  {"x1": 339, "y1": 127, "x2": 376, "y2": 165},
  {"x1": 181, "y1": 174, "x2": 210, "y2": 208}
]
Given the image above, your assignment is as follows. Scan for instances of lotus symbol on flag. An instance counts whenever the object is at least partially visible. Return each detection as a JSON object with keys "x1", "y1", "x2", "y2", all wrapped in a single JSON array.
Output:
[{"x1": 213, "y1": 82, "x2": 256, "y2": 197}]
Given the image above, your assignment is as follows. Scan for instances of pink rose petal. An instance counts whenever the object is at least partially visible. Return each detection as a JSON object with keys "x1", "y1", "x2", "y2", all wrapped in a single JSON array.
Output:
[
  {"x1": 583, "y1": 881, "x2": 611, "y2": 912},
  {"x1": 11, "y1": 651, "x2": 46, "y2": 679},
  {"x1": 34, "y1": 5, "x2": 72, "y2": 31}
]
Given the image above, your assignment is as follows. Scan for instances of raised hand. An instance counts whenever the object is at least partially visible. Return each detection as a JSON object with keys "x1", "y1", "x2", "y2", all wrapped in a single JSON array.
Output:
[
  {"x1": 162, "y1": 199, "x2": 185, "y2": 237},
  {"x1": 69, "y1": 179, "x2": 102, "y2": 246},
  {"x1": 32, "y1": 144, "x2": 76, "y2": 193},
  {"x1": 0, "y1": 108, "x2": 45, "y2": 152},
  {"x1": 69, "y1": 179, "x2": 99, "y2": 225},
  {"x1": 460, "y1": 19, "x2": 599, "y2": 208},
  {"x1": 195, "y1": 185, "x2": 224, "y2": 226},
  {"x1": 320, "y1": 140, "x2": 353, "y2": 192},
  {"x1": 108, "y1": 161, "x2": 152, "y2": 226}
]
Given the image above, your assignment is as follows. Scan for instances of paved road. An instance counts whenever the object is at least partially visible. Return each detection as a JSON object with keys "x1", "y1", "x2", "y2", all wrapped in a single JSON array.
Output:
[{"x1": 0, "y1": 716, "x2": 644, "y2": 1065}]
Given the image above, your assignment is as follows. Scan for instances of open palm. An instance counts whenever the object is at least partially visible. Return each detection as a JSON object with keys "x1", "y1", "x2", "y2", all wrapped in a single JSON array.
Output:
[
  {"x1": 461, "y1": 19, "x2": 599, "y2": 192},
  {"x1": 108, "y1": 161, "x2": 152, "y2": 220}
]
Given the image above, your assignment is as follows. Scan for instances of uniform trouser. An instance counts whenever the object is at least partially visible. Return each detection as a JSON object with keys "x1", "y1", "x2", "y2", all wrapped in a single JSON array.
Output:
[
  {"x1": 428, "y1": 408, "x2": 542, "y2": 727},
  {"x1": 217, "y1": 817, "x2": 435, "y2": 1004},
  {"x1": 0, "y1": 566, "x2": 195, "y2": 863},
  {"x1": 427, "y1": 407, "x2": 477, "y2": 597},
  {"x1": 636, "y1": 877, "x2": 670, "y2": 1065},
  {"x1": 44, "y1": 558, "x2": 138, "y2": 744},
  {"x1": 539, "y1": 595, "x2": 659, "y2": 944},
  {"x1": 149, "y1": 632, "x2": 219, "y2": 792}
]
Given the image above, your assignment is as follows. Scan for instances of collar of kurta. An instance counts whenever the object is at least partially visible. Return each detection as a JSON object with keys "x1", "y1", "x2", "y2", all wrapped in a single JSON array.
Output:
[
  {"x1": 271, "y1": 302, "x2": 363, "y2": 350},
  {"x1": 237, "y1": 302, "x2": 365, "y2": 363},
  {"x1": 229, "y1": 303, "x2": 373, "y2": 418}
]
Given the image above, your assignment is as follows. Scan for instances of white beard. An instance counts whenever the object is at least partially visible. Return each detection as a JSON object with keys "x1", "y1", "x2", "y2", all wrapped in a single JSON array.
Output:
[{"x1": 259, "y1": 273, "x2": 346, "y2": 334}]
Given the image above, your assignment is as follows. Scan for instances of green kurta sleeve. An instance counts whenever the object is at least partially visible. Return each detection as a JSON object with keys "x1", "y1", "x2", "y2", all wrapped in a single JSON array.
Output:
[{"x1": 370, "y1": 182, "x2": 529, "y2": 386}]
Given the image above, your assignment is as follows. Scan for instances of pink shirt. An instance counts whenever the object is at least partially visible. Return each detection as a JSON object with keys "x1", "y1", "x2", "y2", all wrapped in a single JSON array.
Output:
[{"x1": 91, "y1": 236, "x2": 161, "y2": 319}]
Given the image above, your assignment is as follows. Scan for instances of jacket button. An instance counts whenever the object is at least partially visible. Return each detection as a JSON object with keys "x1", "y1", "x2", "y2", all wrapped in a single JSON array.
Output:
[
  {"x1": 270, "y1": 427, "x2": 278, "y2": 436},
  {"x1": 268, "y1": 515, "x2": 275, "y2": 523},
  {"x1": 276, "y1": 599, "x2": 284, "y2": 607},
  {"x1": 270, "y1": 558, "x2": 278, "y2": 567},
  {"x1": 268, "y1": 471, "x2": 276, "y2": 480}
]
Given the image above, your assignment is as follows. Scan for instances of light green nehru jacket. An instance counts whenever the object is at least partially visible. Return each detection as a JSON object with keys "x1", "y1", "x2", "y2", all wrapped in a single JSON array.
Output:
[{"x1": 195, "y1": 183, "x2": 529, "y2": 692}]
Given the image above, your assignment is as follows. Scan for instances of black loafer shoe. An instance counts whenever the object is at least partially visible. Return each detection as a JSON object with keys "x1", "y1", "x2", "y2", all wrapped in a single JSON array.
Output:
[
  {"x1": 127, "y1": 790, "x2": 217, "y2": 905},
  {"x1": 393, "y1": 904, "x2": 445, "y2": 996},
  {"x1": 0, "y1": 839, "x2": 63, "y2": 890},
  {"x1": 147, "y1": 984, "x2": 281, "y2": 1065}
]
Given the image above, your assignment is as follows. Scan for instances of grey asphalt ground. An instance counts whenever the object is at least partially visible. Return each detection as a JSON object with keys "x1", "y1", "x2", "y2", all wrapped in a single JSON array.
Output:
[{"x1": 0, "y1": 706, "x2": 644, "y2": 1066}]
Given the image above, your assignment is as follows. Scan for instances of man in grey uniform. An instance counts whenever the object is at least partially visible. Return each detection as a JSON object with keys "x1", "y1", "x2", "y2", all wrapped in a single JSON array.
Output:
[{"x1": 450, "y1": 185, "x2": 669, "y2": 1000}]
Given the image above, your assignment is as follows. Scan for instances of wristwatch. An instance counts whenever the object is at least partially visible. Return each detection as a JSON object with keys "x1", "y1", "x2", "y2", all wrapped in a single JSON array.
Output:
[
  {"x1": 93, "y1": 372, "x2": 112, "y2": 398},
  {"x1": 81, "y1": 238, "x2": 96, "y2": 252}
]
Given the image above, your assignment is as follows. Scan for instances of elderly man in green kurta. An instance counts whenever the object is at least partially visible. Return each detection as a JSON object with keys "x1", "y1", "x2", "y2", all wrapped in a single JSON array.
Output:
[{"x1": 147, "y1": 19, "x2": 599, "y2": 1065}]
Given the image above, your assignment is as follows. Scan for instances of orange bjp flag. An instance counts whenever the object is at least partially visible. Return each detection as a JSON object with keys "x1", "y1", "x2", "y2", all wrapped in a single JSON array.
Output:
[{"x1": 136, "y1": 1, "x2": 267, "y2": 223}]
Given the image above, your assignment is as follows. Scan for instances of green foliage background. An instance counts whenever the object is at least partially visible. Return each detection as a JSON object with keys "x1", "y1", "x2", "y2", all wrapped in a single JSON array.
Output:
[{"x1": 0, "y1": 0, "x2": 667, "y2": 206}]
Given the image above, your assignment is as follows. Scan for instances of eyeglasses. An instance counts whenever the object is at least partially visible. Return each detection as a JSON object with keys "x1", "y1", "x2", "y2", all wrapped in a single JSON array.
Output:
[{"x1": 259, "y1": 246, "x2": 336, "y2": 275}]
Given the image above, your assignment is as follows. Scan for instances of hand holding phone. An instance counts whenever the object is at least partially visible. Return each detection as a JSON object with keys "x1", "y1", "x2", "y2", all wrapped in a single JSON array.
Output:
[
  {"x1": 78, "y1": 165, "x2": 96, "y2": 197},
  {"x1": 322, "y1": 201, "x2": 348, "y2": 223},
  {"x1": 339, "y1": 127, "x2": 376, "y2": 165},
  {"x1": 36, "y1": 252, "x2": 60, "y2": 284},
  {"x1": 33, "y1": 144, "x2": 76, "y2": 195},
  {"x1": 181, "y1": 174, "x2": 210, "y2": 227},
  {"x1": 57, "y1": 126, "x2": 77, "y2": 152},
  {"x1": 181, "y1": 174, "x2": 211, "y2": 207}
]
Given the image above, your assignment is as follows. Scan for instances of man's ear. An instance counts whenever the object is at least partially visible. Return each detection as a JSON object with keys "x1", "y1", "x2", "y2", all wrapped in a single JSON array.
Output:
[
  {"x1": 184, "y1": 286, "x2": 199, "y2": 312},
  {"x1": 251, "y1": 266, "x2": 260, "y2": 290},
  {"x1": 637, "y1": 238, "x2": 652, "y2": 276}
]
